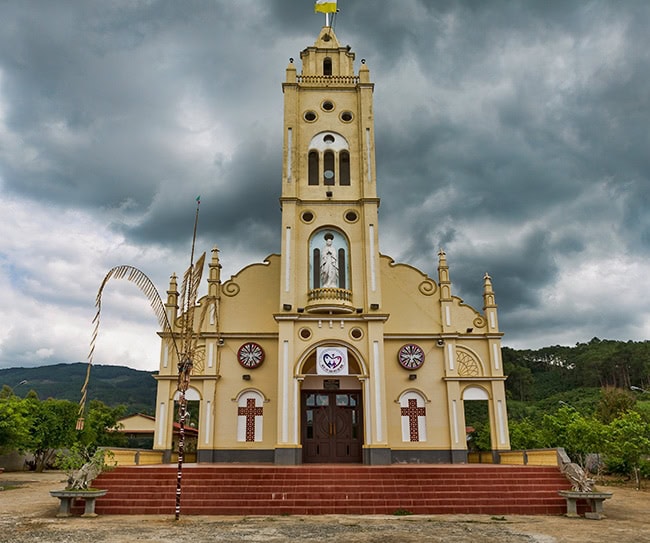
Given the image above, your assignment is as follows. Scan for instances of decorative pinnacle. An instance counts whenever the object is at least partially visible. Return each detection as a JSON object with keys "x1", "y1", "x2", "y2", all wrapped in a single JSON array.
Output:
[
  {"x1": 169, "y1": 273, "x2": 178, "y2": 290},
  {"x1": 483, "y1": 272, "x2": 493, "y2": 290},
  {"x1": 211, "y1": 245, "x2": 221, "y2": 263},
  {"x1": 438, "y1": 248, "x2": 448, "y2": 267}
]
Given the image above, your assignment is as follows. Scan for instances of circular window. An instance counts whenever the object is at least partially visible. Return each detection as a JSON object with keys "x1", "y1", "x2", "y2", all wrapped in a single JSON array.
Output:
[
  {"x1": 340, "y1": 111, "x2": 353, "y2": 122},
  {"x1": 304, "y1": 111, "x2": 317, "y2": 122},
  {"x1": 344, "y1": 210, "x2": 359, "y2": 223},
  {"x1": 237, "y1": 342, "x2": 265, "y2": 369},
  {"x1": 299, "y1": 327, "x2": 312, "y2": 340},
  {"x1": 350, "y1": 327, "x2": 363, "y2": 340},
  {"x1": 322, "y1": 100, "x2": 334, "y2": 112},
  {"x1": 323, "y1": 134, "x2": 335, "y2": 144},
  {"x1": 301, "y1": 211, "x2": 314, "y2": 223}
]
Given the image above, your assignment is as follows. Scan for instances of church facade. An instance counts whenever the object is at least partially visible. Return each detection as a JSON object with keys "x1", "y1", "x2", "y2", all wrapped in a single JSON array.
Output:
[{"x1": 152, "y1": 27, "x2": 510, "y2": 465}]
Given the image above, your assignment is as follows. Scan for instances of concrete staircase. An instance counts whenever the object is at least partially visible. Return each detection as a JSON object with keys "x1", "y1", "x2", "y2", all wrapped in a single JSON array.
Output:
[{"x1": 82, "y1": 464, "x2": 574, "y2": 516}]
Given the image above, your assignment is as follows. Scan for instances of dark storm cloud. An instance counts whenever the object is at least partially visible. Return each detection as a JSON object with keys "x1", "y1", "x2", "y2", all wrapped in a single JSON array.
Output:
[
  {"x1": 127, "y1": 134, "x2": 282, "y2": 254},
  {"x1": 1, "y1": 0, "x2": 650, "y2": 368},
  {"x1": 0, "y1": 1, "x2": 283, "y2": 212}
]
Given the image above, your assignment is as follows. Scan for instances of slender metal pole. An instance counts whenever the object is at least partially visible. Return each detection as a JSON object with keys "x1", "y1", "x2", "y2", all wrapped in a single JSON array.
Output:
[{"x1": 175, "y1": 197, "x2": 201, "y2": 521}]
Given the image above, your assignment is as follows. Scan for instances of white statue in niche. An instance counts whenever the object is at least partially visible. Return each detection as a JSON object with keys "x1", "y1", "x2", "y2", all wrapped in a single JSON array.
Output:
[{"x1": 320, "y1": 233, "x2": 339, "y2": 288}]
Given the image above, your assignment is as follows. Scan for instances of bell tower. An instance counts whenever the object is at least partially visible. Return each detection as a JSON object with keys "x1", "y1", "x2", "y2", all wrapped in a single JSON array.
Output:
[
  {"x1": 153, "y1": 21, "x2": 509, "y2": 467},
  {"x1": 279, "y1": 26, "x2": 381, "y2": 314},
  {"x1": 274, "y1": 26, "x2": 389, "y2": 465}
]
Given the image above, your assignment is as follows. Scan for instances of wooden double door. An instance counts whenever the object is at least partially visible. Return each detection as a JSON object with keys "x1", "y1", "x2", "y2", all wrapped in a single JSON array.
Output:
[{"x1": 301, "y1": 390, "x2": 363, "y2": 463}]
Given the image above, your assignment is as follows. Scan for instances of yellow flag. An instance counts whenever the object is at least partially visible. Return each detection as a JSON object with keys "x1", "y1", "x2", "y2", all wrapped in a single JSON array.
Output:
[{"x1": 315, "y1": 0, "x2": 337, "y2": 14}]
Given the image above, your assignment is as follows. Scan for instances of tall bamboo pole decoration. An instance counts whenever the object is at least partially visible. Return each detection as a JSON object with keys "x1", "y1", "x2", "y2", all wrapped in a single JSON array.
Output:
[
  {"x1": 175, "y1": 196, "x2": 202, "y2": 520},
  {"x1": 78, "y1": 267, "x2": 180, "y2": 431},
  {"x1": 78, "y1": 197, "x2": 205, "y2": 521}
]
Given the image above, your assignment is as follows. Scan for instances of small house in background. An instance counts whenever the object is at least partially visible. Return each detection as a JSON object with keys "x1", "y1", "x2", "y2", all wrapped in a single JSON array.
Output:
[{"x1": 117, "y1": 413, "x2": 198, "y2": 461}]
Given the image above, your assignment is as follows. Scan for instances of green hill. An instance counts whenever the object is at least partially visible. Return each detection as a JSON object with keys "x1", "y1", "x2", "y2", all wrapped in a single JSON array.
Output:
[{"x1": 0, "y1": 363, "x2": 157, "y2": 416}]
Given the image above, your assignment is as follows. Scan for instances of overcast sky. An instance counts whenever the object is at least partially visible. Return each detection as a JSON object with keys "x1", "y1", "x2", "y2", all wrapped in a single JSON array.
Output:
[{"x1": 1, "y1": 0, "x2": 649, "y2": 372}]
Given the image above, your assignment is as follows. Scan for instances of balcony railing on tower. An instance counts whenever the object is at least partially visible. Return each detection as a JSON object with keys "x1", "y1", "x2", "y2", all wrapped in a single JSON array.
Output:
[
  {"x1": 297, "y1": 75, "x2": 359, "y2": 86},
  {"x1": 306, "y1": 287, "x2": 354, "y2": 313}
]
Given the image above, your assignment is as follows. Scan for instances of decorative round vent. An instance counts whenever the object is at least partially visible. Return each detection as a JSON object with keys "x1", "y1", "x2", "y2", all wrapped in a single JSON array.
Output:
[
  {"x1": 398, "y1": 344, "x2": 425, "y2": 370},
  {"x1": 237, "y1": 342, "x2": 265, "y2": 369},
  {"x1": 344, "y1": 210, "x2": 358, "y2": 223},
  {"x1": 340, "y1": 111, "x2": 353, "y2": 122}
]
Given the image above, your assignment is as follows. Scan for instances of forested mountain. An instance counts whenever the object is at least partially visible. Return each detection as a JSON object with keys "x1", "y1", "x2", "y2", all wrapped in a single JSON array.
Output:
[
  {"x1": 0, "y1": 363, "x2": 156, "y2": 415},
  {"x1": 503, "y1": 338, "x2": 650, "y2": 403},
  {"x1": 1, "y1": 338, "x2": 649, "y2": 419}
]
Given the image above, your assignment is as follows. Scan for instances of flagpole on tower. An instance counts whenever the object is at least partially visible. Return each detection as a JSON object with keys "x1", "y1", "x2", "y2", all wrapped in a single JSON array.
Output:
[{"x1": 315, "y1": 0, "x2": 337, "y2": 27}]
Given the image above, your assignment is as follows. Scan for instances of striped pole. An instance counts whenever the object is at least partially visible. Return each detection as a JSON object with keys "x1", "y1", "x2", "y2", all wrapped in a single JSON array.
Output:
[
  {"x1": 175, "y1": 387, "x2": 188, "y2": 520},
  {"x1": 174, "y1": 197, "x2": 201, "y2": 520}
]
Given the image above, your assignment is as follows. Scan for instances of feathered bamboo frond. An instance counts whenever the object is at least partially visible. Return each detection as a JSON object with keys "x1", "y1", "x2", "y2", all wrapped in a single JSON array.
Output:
[
  {"x1": 177, "y1": 252, "x2": 206, "y2": 393},
  {"x1": 77, "y1": 265, "x2": 179, "y2": 429}
]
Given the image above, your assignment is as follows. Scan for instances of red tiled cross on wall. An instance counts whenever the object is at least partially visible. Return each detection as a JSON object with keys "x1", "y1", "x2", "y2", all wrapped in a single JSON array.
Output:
[
  {"x1": 401, "y1": 398, "x2": 426, "y2": 442},
  {"x1": 238, "y1": 398, "x2": 263, "y2": 442}
]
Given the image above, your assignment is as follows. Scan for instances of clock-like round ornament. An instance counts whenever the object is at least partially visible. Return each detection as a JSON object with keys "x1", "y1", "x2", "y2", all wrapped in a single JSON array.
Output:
[
  {"x1": 237, "y1": 342, "x2": 265, "y2": 369},
  {"x1": 398, "y1": 343, "x2": 425, "y2": 370}
]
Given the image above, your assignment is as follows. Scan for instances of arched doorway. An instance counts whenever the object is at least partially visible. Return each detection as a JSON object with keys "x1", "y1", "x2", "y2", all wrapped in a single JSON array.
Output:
[
  {"x1": 462, "y1": 386, "x2": 491, "y2": 458},
  {"x1": 172, "y1": 387, "x2": 201, "y2": 463},
  {"x1": 298, "y1": 347, "x2": 364, "y2": 463}
]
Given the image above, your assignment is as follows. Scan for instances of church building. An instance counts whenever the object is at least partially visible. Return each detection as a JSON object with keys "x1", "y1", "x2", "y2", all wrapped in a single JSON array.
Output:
[{"x1": 152, "y1": 25, "x2": 510, "y2": 465}]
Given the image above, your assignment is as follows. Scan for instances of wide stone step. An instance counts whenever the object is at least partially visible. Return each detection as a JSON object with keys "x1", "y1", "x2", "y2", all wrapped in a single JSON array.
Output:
[{"x1": 79, "y1": 464, "x2": 572, "y2": 516}]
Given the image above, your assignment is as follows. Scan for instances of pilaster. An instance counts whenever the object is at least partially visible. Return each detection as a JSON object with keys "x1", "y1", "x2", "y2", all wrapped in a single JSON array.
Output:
[{"x1": 438, "y1": 249, "x2": 453, "y2": 333}]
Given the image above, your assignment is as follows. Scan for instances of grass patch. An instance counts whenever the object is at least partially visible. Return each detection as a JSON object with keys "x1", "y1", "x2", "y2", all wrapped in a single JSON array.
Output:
[{"x1": 0, "y1": 481, "x2": 25, "y2": 491}]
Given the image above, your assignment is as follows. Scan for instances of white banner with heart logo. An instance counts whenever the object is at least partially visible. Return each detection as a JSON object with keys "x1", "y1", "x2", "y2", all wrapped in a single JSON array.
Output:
[{"x1": 316, "y1": 346, "x2": 349, "y2": 375}]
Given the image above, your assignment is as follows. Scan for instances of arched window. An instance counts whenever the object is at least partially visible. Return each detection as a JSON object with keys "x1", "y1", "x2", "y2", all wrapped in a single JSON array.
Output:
[
  {"x1": 307, "y1": 132, "x2": 350, "y2": 188},
  {"x1": 323, "y1": 151, "x2": 335, "y2": 185},
  {"x1": 308, "y1": 150, "x2": 319, "y2": 185},
  {"x1": 323, "y1": 57, "x2": 332, "y2": 76},
  {"x1": 236, "y1": 390, "x2": 264, "y2": 442},
  {"x1": 339, "y1": 150, "x2": 350, "y2": 185},
  {"x1": 399, "y1": 391, "x2": 427, "y2": 442}
]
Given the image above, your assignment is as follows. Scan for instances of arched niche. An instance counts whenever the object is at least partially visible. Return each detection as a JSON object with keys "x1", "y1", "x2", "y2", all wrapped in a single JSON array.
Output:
[{"x1": 309, "y1": 228, "x2": 349, "y2": 290}]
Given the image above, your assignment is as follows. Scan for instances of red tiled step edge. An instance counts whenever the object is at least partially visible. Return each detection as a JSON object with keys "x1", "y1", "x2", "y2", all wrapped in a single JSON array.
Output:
[{"x1": 72, "y1": 464, "x2": 579, "y2": 516}]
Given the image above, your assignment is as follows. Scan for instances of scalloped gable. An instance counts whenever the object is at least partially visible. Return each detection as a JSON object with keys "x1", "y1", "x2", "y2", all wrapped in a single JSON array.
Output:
[
  {"x1": 380, "y1": 254, "x2": 485, "y2": 335},
  {"x1": 219, "y1": 254, "x2": 281, "y2": 333},
  {"x1": 380, "y1": 254, "x2": 442, "y2": 334},
  {"x1": 452, "y1": 296, "x2": 488, "y2": 335}
]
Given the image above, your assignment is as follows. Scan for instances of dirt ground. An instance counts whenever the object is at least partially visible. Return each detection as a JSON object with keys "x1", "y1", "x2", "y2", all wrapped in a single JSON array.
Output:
[{"x1": 1, "y1": 471, "x2": 648, "y2": 543}]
